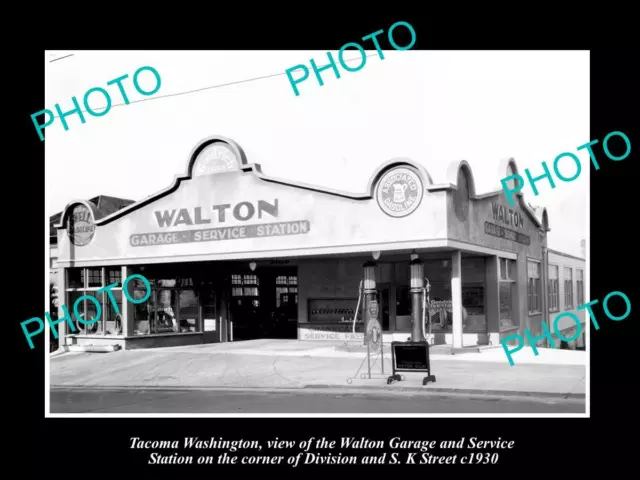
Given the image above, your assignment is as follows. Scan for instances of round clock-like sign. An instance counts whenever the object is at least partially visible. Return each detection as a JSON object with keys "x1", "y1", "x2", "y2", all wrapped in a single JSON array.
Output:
[
  {"x1": 67, "y1": 204, "x2": 95, "y2": 247},
  {"x1": 193, "y1": 143, "x2": 240, "y2": 176},
  {"x1": 376, "y1": 167, "x2": 424, "y2": 218}
]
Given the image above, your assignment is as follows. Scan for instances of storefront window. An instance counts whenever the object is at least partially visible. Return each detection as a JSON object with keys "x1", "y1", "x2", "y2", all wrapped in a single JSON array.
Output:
[
  {"x1": 499, "y1": 282, "x2": 515, "y2": 328},
  {"x1": 499, "y1": 258, "x2": 516, "y2": 281},
  {"x1": 462, "y1": 285, "x2": 485, "y2": 331},
  {"x1": 527, "y1": 260, "x2": 541, "y2": 313},
  {"x1": 499, "y1": 257, "x2": 517, "y2": 329},
  {"x1": 576, "y1": 269, "x2": 584, "y2": 306},
  {"x1": 105, "y1": 289, "x2": 122, "y2": 335},
  {"x1": 179, "y1": 290, "x2": 199, "y2": 332},
  {"x1": 107, "y1": 267, "x2": 122, "y2": 285},
  {"x1": 65, "y1": 267, "x2": 123, "y2": 335},
  {"x1": 87, "y1": 268, "x2": 102, "y2": 288},
  {"x1": 132, "y1": 290, "x2": 155, "y2": 335},
  {"x1": 67, "y1": 268, "x2": 84, "y2": 289},
  {"x1": 548, "y1": 265, "x2": 559, "y2": 312},
  {"x1": 127, "y1": 266, "x2": 202, "y2": 336},
  {"x1": 156, "y1": 289, "x2": 178, "y2": 333},
  {"x1": 564, "y1": 267, "x2": 573, "y2": 309}
]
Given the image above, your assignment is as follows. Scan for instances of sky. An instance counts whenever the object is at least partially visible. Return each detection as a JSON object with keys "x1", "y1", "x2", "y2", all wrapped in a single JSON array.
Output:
[{"x1": 44, "y1": 50, "x2": 589, "y2": 257}]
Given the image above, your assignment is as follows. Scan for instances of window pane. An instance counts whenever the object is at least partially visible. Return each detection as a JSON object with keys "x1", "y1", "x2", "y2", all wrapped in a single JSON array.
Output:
[
  {"x1": 507, "y1": 260, "x2": 515, "y2": 280},
  {"x1": 178, "y1": 290, "x2": 199, "y2": 333},
  {"x1": 156, "y1": 289, "x2": 178, "y2": 333},
  {"x1": 87, "y1": 268, "x2": 102, "y2": 288},
  {"x1": 105, "y1": 290, "x2": 123, "y2": 335},
  {"x1": 500, "y1": 282, "x2": 515, "y2": 327},
  {"x1": 67, "y1": 291, "x2": 83, "y2": 333},
  {"x1": 79, "y1": 291, "x2": 101, "y2": 334},
  {"x1": 499, "y1": 259, "x2": 507, "y2": 280},
  {"x1": 68, "y1": 268, "x2": 84, "y2": 289},
  {"x1": 107, "y1": 267, "x2": 122, "y2": 285},
  {"x1": 133, "y1": 289, "x2": 154, "y2": 335}
]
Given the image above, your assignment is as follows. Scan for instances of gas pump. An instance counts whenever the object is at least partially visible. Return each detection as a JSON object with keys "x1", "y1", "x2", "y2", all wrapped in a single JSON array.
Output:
[
  {"x1": 409, "y1": 258, "x2": 426, "y2": 342},
  {"x1": 422, "y1": 277, "x2": 432, "y2": 343},
  {"x1": 362, "y1": 261, "x2": 382, "y2": 351},
  {"x1": 345, "y1": 261, "x2": 387, "y2": 383}
]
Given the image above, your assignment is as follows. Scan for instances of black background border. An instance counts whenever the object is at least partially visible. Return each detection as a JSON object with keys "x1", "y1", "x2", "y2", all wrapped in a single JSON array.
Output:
[{"x1": 12, "y1": 10, "x2": 636, "y2": 476}]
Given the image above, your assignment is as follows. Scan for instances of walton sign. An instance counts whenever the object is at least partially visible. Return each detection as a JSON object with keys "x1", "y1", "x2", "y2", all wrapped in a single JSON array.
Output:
[{"x1": 130, "y1": 198, "x2": 312, "y2": 247}]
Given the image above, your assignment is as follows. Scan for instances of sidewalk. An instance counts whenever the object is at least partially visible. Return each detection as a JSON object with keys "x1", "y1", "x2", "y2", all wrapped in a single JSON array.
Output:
[{"x1": 49, "y1": 340, "x2": 586, "y2": 399}]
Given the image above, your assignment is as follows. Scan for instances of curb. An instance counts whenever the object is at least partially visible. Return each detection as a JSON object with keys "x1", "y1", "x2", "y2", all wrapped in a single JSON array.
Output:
[
  {"x1": 67, "y1": 344, "x2": 121, "y2": 353},
  {"x1": 305, "y1": 384, "x2": 585, "y2": 400},
  {"x1": 49, "y1": 383, "x2": 585, "y2": 401},
  {"x1": 50, "y1": 346, "x2": 70, "y2": 357}
]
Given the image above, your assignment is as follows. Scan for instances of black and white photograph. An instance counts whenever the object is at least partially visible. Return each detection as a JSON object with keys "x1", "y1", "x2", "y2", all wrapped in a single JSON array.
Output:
[{"x1": 44, "y1": 49, "x2": 589, "y2": 416}]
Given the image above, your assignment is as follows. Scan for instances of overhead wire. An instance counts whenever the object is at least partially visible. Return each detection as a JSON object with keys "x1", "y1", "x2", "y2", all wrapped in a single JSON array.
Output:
[
  {"x1": 49, "y1": 53, "x2": 75, "y2": 63},
  {"x1": 45, "y1": 53, "x2": 383, "y2": 119}
]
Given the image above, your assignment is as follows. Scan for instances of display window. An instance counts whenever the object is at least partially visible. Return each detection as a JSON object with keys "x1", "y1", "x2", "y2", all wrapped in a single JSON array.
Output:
[{"x1": 65, "y1": 267, "x2": 123, "y2": 335}]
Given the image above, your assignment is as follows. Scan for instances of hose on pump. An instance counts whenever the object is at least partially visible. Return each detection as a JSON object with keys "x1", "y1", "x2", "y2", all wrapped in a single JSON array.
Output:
[{"x1": 351, "y1": 280, "x2": 365, "y2": 340}]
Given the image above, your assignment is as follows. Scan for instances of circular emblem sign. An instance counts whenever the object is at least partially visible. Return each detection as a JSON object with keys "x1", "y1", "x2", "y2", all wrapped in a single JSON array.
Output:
[
  {"x1": 376, "y1": 167, "x2": 424, "y2": 218},
  {"x1": 193, "y1": 143, "x2": 239, "y2": 176},
  {"x1": 67, "y1": 204, "x2": 95, "y2": 247}
]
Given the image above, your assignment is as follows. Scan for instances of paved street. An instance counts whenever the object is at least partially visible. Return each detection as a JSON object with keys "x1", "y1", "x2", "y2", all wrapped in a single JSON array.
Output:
[{"x1": 50, "y1": 388, "x2": 585, "y2": 414}]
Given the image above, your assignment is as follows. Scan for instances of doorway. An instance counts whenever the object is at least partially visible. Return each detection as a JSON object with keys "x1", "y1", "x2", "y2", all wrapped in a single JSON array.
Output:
[
  {"x1": 201, "y1": 289, "x2": 221, "y2": 343},
  {"x1": 229, "y1": 266, "x2": 298, "y2": 340}
]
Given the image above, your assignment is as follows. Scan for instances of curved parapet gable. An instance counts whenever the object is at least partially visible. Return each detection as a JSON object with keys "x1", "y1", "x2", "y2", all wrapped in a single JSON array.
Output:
[
  {"x1": 185, "y1": 135, "x2": 249, "y2": 177},
  {"x1": 445, "y1": 154, "x2": 548, "y2": 255},
  {"x1": 444, "y1": 160, "x2": 478, "y2": 198},
  {"x1": 542, "y1": 208, "x2": 550, "y2": 231},
  {"x1": 365, "y1": 158, "x2": 434, "y2": 196}
]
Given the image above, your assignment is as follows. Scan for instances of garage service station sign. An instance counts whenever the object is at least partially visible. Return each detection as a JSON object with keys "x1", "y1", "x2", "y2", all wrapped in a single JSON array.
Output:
[{"x1": 130, "y1": 198, "x2": 311, "y2": 247}]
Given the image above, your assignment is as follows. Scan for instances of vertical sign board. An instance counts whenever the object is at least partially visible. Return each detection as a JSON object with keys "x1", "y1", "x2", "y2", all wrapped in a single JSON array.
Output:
[{"x1": 388, "y1": 341, "x2": 436, "y2": 386}]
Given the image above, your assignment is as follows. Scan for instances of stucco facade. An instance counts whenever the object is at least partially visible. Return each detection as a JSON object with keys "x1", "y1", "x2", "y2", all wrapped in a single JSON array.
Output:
[{"x1": 52, "y1": 135, "x2": 584, "y2": 351}]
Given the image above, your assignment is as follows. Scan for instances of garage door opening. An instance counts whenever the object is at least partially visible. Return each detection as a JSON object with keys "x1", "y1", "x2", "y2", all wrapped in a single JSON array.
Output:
[{"x1": 229, "y1": 266, "x2": 298, "y2": 341}]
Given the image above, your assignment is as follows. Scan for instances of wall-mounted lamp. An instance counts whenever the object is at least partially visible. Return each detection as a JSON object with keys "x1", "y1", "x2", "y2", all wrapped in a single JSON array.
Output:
[
  {"x1": 372, "y1": 251, "x2": 381, "y2": 261},
  {"x1": 441, "y1": 259, "x2": 449, "y2": 268},
  {"x1": 410, "y1": 249, "x2": 419, "y2": 261},
  {"x1": 249, "y1": 261, "x2": 257, "y2": 271}
]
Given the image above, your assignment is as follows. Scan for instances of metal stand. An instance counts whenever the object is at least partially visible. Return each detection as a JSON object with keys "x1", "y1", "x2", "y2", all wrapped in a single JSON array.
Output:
[{"x1": 346, "y1": 339, "x2": 392, "y2": 384}]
